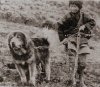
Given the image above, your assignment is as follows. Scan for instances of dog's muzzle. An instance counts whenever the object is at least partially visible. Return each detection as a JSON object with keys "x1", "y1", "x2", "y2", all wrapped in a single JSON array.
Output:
[{"x1": 13, "y1": 47, "x2": 27, "y2": 55}]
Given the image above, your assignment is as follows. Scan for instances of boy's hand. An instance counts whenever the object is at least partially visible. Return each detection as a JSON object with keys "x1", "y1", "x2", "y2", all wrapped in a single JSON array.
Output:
[
  {"x1": 60, "y1": 38, "x2": 68, "y2": 45},
  {"x1": 79, "y1": 25, "x2": 85, "y2": 31}
]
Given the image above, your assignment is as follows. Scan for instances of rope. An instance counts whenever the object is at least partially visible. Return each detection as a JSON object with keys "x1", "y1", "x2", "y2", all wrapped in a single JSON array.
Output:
[{"x1": 33, "y1": 46, "x2": 49, "y2": 49}]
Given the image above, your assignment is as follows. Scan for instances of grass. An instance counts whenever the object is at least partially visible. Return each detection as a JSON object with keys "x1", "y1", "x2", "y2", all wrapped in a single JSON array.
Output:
[{"x1": 0, "y1": 0, "x2": 99, "y2": 87}]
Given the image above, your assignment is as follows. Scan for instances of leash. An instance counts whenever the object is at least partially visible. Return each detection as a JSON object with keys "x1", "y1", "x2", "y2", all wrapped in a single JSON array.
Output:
[{"x1": 33, "y1": 46, "x2": 49, "y2": 49}]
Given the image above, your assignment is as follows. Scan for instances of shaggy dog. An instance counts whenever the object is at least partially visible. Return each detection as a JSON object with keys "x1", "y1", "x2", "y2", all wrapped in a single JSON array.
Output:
[{"x1": 8, "y1": 32, "x2": 50, "y2": 86}]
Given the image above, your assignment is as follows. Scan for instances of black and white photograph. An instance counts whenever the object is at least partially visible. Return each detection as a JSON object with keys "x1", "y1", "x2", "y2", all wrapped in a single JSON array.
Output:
[{"x1": 0, "y1": 0, "x2": 99, "y2": 87}]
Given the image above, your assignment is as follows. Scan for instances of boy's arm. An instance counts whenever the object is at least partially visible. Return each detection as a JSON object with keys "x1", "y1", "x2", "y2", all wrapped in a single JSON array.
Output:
[
  {"x1": 83, "y1": 13, "x2": 96, "y2": 30},
  {"x1": 57, "y1": 22, "x2": 65, "y2": 42},
  {"x1": 57, "y1": 14, "x2": 71, "y2": 42}
]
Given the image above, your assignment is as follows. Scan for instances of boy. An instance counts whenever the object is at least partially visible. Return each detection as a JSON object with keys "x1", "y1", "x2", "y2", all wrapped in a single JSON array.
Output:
[{"x1": 57, "y1": 0, "x2": 95, "y2": 87}]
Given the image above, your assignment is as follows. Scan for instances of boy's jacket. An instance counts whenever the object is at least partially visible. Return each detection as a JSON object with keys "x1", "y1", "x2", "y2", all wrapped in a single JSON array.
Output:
[{"x1": 58, "y1": 11, "x2": 96, "y2": 41}]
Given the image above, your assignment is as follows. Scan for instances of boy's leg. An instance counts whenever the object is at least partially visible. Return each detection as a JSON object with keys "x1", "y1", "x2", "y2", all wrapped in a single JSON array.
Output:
[
  {"x1": 76, "y1": 54, "x2": 87, "y2": 87},
  {"x1": 68, "y1": 49, "x2": 76, "y2": 86}
]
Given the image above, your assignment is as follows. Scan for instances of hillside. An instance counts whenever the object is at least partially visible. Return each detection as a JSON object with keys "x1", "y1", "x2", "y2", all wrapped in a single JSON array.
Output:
[{"x1": 0, "y1": 0, "x2": 99, "y2": 87}]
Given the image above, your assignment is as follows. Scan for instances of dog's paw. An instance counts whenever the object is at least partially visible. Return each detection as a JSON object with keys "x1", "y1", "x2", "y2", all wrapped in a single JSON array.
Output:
[
  {"x1": 21, "y1": 77, "x2": 27, "y2": 84},
  {"x1": 21, "y1": 82, "x2": 28, "y2": 86},
  {"x1": 28, "y1": 80, "x2": 35, "y2": 86},
  {"x1": 45, "y1": 85, "x2": 49, "y2": 87}
]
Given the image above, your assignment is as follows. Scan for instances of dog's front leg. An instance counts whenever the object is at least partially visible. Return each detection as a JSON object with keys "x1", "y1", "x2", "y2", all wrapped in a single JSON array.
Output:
[
  {"x1": 15, "y1": 63, "x2": 27, "y2": 84},
  {"x1": 29, "y1": 61, "x2": 37, "y2": 86}
]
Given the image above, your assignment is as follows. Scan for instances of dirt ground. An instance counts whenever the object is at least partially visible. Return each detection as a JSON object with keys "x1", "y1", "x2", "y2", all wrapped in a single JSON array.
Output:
[
  {"x1": 0, "y1": 20, "x2": 99, "y2": 87},
  {"x1": 0, "y1": 0, "x2": 99, "y2": 87}
]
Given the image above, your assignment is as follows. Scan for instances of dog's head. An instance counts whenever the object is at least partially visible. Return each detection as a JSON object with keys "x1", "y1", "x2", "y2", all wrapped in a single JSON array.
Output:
[{"x1": 8, "y1": 32, "x2": 28, "y2": 56}]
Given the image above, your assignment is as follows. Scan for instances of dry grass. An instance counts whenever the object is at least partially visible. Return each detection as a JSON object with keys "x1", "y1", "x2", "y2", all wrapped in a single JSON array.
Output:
[{"x1": 0, "y1": 0, "x2": 99, "y2": 87}]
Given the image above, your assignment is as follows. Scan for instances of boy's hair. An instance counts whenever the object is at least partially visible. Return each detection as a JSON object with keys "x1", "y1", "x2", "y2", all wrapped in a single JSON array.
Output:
[{"x1": 69, "y1": 0, "x2": 83, "y2": 9}]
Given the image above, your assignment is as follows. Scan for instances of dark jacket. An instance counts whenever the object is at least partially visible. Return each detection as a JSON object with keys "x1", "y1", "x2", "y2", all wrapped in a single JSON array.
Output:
[{"x1": 58, "y1": 11, "x2": 96, "y2": 41}]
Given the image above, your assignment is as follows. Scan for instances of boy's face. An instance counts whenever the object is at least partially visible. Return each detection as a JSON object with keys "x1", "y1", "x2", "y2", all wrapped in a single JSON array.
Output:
[{"x1": 69, "y1": 4, "x2": 80, "y2": 13}]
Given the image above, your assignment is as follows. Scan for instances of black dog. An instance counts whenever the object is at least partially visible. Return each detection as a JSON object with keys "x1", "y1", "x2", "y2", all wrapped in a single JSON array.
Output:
[
  {"x1": 8, "y1": 32, "x2": 50, "y2": 86},
  {"x1": 8, "y1": 32, "x2": 37, "y2": 86}
]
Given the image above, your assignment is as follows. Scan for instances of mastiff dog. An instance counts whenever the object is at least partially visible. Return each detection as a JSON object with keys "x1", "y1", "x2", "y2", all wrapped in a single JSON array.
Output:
[{"x1": 8, "y1": 31, "x2": 50, "y2": 86}]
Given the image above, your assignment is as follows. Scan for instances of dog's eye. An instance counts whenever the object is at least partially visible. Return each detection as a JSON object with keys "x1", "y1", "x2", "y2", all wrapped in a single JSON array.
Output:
[
  {"x1": 12, "y1": 42, "x2": 15, "y2": 47},
  {"x1": 12, "y1": 42, "x2": 15, "y2": 46},
  {"x1": 17, "y1": 35, "x2": 21, "y2": 38}
]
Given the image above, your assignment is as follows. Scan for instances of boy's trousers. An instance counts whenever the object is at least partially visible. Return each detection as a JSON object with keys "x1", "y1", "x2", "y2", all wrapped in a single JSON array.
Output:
[{"x1": 64, "y1": 34, "x2": 90, "y2": 84}]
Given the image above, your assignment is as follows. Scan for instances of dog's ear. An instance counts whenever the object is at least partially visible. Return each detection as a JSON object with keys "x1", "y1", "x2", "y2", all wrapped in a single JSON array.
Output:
[
  {"x1": 25, "y1": 40, "x2": 34, "y2": 54},
  {"x1": 23, "y1": 35, "x2": 27, "y2": 48},
  {"x1": 25, "y1": 34, "x2": 34, "y2": 50},
  {"x1": 8, "y1": 33, "x2": 14, "y2": 49}
]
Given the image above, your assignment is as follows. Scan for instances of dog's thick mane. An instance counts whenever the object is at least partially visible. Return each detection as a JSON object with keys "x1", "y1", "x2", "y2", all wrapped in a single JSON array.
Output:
[
  {"x1": 8, "y1": 32, "x2": 33, "y2": 61},
  {"x1": 11, "y1": 48, "x2": 32, "y2": 61},
  {"x1": 8, "y1": 30, "x2": 50, "y2": 62}
]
